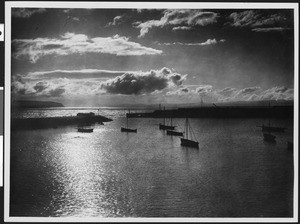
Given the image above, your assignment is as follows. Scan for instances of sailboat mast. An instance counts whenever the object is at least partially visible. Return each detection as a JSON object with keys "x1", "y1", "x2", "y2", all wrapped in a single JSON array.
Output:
[
  {"x1": 127, "y1": 109, "x2": 130, "y2": 128},
  {"x1": 163, "y1": 106, "x2": 166, "y2": 125},
  {"x1": 186, "y1": 118, "x2": 188, "y2": 139}
]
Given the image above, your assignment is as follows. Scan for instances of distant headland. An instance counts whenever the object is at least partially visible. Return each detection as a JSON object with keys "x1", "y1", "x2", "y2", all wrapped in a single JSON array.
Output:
[{"x1": 12, "y1": 100, "x2": 64, "y2": 109}]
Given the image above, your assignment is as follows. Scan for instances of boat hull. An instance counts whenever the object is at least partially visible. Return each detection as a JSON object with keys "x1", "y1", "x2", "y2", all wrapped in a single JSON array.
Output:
[
  {"x1": 263, "y1": 133, "x2": 276, "y2": 142},
  {"x1": 166, "y1": 130, "x2": 183, "y2": 136},
  {"x1": 78, "y1": 128, "x2": 93, "y2": 133},
  {"x1": 159, "y1": 124, "x2": 175, "y2": 130},
  {"x1": 121, "y1": 127, "x2": 137, "y2": 133},
  {"x1": 180, "y1": 138, "x2": 199, "y2": 148},
  {"x1": 287, "y1": 141, "x2": 293, "y2": 150},
  {"x1": 258, "y1": 125, "x2": 286, "y2": 132}
]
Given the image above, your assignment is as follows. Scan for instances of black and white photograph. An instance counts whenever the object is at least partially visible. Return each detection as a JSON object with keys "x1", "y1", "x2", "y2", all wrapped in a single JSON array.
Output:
[{"x1": 4, "y1": 1, "x2": 298, "y2": 222}]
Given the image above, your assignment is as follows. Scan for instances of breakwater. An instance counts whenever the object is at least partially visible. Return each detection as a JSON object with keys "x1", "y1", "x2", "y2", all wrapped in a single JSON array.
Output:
[
  {"x1": 12, "y1": 115, "x2": 113, "y2": 130},
  {"x1": 127, "y1": 106, "x2": 293, "y2": 119}
]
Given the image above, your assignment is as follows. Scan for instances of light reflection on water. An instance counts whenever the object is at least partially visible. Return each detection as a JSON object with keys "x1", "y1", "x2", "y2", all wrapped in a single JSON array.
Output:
[{"x1": 10, "y1": 116, "x2": 294, "y2": 217}]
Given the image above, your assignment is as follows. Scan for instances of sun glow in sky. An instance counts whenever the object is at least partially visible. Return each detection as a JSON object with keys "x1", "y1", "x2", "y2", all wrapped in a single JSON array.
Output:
[{"x1": 11, "y1": 7, "x2": 295, "y2": 107}]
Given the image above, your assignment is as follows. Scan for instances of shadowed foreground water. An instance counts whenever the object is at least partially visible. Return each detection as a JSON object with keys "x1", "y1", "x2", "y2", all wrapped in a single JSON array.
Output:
[{"x1": 10, "y1": 116, "x2": 294, "y2": 217}]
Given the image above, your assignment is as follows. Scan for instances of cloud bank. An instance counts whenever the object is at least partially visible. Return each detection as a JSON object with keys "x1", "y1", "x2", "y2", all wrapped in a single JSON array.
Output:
[
  {"x1": 101, "y1": 67, "x2": 187, "y2": 95},
  {"x1": 12, "y1": 33, "x2": 163, "y2": 63},
  {"x1": 12, "y1": 67, "x2": 293, "y2": 103},
  {"x1": 159, "y1": 39, "x2": 225, "y2": 46},
  {"x1": 134, "y1": 9, "x2": 218, "y2": 38},
  {"x1": 228, "y1": 10, "x2": 292, "y2": 32},
  {"x1": 12, "y1": 8, "x2": 46, "y2": 18}
]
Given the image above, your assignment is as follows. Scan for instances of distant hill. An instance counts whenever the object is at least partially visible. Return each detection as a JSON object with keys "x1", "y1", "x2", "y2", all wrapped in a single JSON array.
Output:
[{"x1": 12, "y1": 100, "x2": 64, "y2": 109}]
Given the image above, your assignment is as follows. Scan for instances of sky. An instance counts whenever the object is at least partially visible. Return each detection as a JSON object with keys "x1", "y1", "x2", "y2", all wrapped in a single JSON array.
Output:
[{"x1": 11, "y1": 7, "x2": 295, "y2": 107}]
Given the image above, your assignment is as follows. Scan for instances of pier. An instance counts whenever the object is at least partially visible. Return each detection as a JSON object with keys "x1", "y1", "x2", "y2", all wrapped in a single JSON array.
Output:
[
  {"x1": 127, "y1": 106, "x2": 293, "y2": 119},
  {"x1": 12, "y1": 115, "x2": 113, "y2": 130}
]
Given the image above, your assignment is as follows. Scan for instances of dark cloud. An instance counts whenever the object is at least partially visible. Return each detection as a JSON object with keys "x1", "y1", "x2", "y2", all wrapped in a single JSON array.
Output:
[
  {"x1": 42, "y1": 44, "x2": 65, "y2": 50},
  {"x1": 101, "y1": 67, "x2": 187, "y2": 95},
  {"x1": 12, "y1": 8, "x2": 46, "y2": 18},
  {"x1": 48, "y1": 87, "x2": 66, "y2": 97},
  {"x1": 33, "y1": 81, "x2": 49, "y2": 92},
  {"x1": 228, "y1": 10, "x2": 292, "y2": 31}
]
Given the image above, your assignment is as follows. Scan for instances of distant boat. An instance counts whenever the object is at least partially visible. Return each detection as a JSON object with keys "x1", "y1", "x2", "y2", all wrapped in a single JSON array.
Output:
[
  {"x1": 166, "y1": 118, "x2": 183, "y2": 136},
  {"x1": 159, "y1": 107, "x2": 175, "y2": 130},
  {"x1": 121, "y1": 109, "x2": 137, "y2": 133},
  {"x1": 287, "y1": 141, "x2": 293, "y2": 150},
  {"x1": 180, "y1": 118, "x2": 199, "y2": 148},
  {"x1": 78, "y1": 127, "x2": 93, "y2": 133},
  {"x1": 263, "y1": 132, "x2": 276, "y2": 143},
  {"x1": 257, "y1": 102, "x2": 286, "y2": 133},
  {"x1": 257, "y1": 124, "x2": 286, "y2": 133},
  {"x1": 166, "y1": 129, "x2": 183, "y2": 136}
]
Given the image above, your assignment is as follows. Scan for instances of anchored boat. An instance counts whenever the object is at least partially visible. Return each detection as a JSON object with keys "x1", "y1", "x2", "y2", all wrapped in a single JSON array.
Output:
[
  {"x1": 121, "y1": 109, "x2": 137, "y2": 133},
  {"x1": 180, "y1": 118, "x2": 199, "y2": 148},
  {"x1": 159, "y1": 107, "x2": 175, "y2": 130},
  {"x1": 78, "y1": 127, "x2": 94, "y2": 133}
]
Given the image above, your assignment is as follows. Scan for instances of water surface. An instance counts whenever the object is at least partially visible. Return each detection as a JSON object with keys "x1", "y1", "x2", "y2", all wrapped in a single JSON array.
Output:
[{"x1": 10, "y1": 109, "x2": 294, "y2": 217}]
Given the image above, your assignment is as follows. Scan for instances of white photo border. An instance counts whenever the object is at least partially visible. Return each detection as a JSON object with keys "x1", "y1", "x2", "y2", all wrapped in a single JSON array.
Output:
[{"x1": 4, "y1": 1, "x2": 299, "y2": 222}]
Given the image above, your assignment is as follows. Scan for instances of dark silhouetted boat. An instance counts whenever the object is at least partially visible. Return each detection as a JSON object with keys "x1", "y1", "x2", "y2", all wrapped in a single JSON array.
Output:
[
  {"x1": 181, "y1": 118, "x2": 199, "y2": 148},
  {"x1": 263, "y1": 132, "x2": 276, "y2": 143},
  {"x1": 257, "y1": 102, "x2": 286, "y2": 133},
  {"x1": 159, "y1": 107, "x2": 175, "y2": 130},
  {"x1": 257, "y1": 124, "x2": 286, "y2": 133},
  {"x1": 78, "y1": 127, "x2": 93, "y2": 133},
  {"x1": 167, "y1": 129, "x2": 183, "y2": 136},
  {"x1": 287, "y1": 141, "x2": 293, "y2": 150},
  {"x1": 159, "y1": 123, "x2": 175, "y2": 130},
  {"x1": 121, "y1": 109, "x2": 137, "y2": 133}
]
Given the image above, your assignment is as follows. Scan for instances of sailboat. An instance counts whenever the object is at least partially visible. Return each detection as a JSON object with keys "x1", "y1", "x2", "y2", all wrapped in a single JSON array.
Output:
[
  {"x1": 166, "y1": 118, "x2": 183, "y2": 136},
  {"x1": 263, "y1": 132, "x2": 276, "y2": 142},
  {"x1": 257, "y1": 124, "x2": 286, "y2": 132},
  {"x1": 180, "y1": 118, "x2": 199, "y2": 148},
  {"x1": 121, "y1": 109, "x2": 137, "y2": 133},
  {"x1": 167, "y1": 129, "x2": 184, "y2": 136},
  {"x1": 257, "y1": 102, "x2": 286, "y2": 133},
  {"x1": 159, "y1": 107, "x2": 175, "y2": 130}
]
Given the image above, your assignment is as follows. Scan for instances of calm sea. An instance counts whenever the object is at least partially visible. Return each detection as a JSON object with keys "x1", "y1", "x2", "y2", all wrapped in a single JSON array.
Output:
[{"x1": 10, "y1": 108, "x2": 294, "y2": 217}]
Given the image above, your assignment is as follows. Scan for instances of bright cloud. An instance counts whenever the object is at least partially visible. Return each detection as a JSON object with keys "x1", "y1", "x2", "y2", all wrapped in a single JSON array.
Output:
[
  {"x1": 12, "y1": 33, "x2": 163, "y2": 63},
  {"x1": 134, "y1": 9, "x2": 218, "y2": 38},
  {"x1": 106, "y1": 15, "x2": 124, "y2": 26},
  {"x1": 252, "y1": 27, "x2": 291, "y2": 32},
  {"x1": 25, "y1": 69, "x2": 131, "y2": 80},
  {"x1": 101, "y1": 67, "x2": 187, "y2": 95},
  {"x1": 159, "y1": 39, "x2": 225, "y2": 46},
  {"x1": 12, "y1": 67, "x2": 293, "y2": 103}
]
